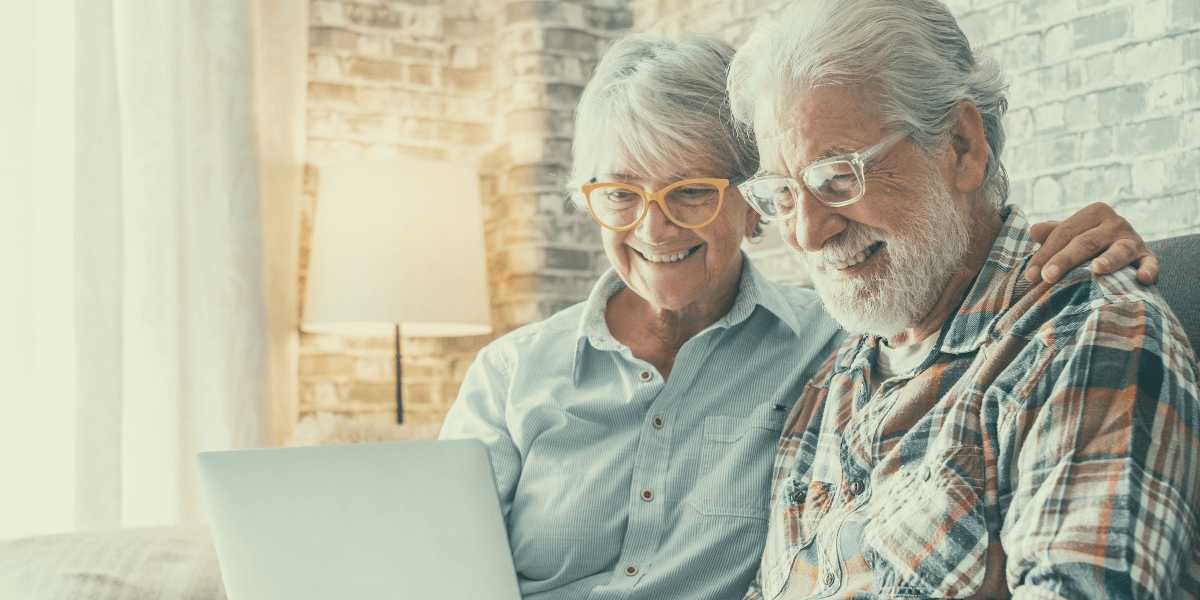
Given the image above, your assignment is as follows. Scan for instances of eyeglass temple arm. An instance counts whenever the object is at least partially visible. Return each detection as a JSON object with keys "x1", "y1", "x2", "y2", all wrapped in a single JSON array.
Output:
[{"x1": 852, "y1": 129, "x2": 910, "y2": 163}]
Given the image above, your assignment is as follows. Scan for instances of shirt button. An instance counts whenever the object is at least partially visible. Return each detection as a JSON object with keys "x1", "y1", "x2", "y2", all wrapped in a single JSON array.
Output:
[
  {"x1": 652, "y1": 416, "x2": 664, "y2": 428},
  {"x1": 639, "y1": 370, "x2": 652, "y2": 381},
  {"x1": 641, "y1": 489, "x2": 654, "y2": 501},
  {"x1": 849, "y1": 480, "x2": 864, "y2": 496},
  {"x1": 625, "y1": 565, "x2": 637, "y2": 576},
  {"x1": 792, "y1": 488, "x2": 806, "y2": 502},
  {"x1": 824, "y1": 573, "x2": 835, "y2": 587}
]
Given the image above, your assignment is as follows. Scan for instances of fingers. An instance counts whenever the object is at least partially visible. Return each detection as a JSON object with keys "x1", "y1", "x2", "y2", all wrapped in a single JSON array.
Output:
[
  {"x1": 1136, "y1": 255, "x2": 1160, "y2": 285},
  {"x1": 1035, "y1": 231, "x2": 1112, "y2": 283},
  {"x1": 1028, "y1": 220, "x2": 1061, "y2": 245},
  {"x1": 1025, "y1": 206, "x2": 1109, "y2": 283},
  {"x1": 1090, "y1": 244, "x2": 1159, "y2": 284},
  {"x1": 1026, "y1": 202, "x2": 1159, "y2": 285},
  {"x1": 1027, "y1": 217, "x2": 1110, "y2": 283},
  {"x1": 1086, "y1": 238, "x2": 1139, "y2": 275}
]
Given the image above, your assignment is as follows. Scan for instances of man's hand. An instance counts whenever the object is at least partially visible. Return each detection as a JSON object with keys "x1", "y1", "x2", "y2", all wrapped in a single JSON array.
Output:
[{"x1": 1025, "y1": 202, "x2": 1159, "y2": 285}]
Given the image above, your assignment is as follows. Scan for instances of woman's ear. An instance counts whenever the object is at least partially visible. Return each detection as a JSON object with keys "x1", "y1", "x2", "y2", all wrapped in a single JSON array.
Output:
[
  {"x1": 952, "y1": 100, "x2": 988, "y2": 195},
  {"x1": 745, "y1": 207, "x2": 761, "y2": 238}
]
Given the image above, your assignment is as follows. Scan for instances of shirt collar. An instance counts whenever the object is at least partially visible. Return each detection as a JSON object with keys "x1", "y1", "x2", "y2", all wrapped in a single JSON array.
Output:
[
  {"x1": 940, "y1": 205, "x2": 1038, "y2": 354},
  {"x1": 571, "y1": 252, "x2": 808, "y2": 384},
  {"x1": 828, "y1": 205, "x2": 1037, "y2": 376}
]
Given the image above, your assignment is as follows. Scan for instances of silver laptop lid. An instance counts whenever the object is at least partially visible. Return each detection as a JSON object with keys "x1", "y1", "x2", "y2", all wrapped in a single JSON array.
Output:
[{"x1": 196, "y1": 439, "x2": 520, "y2": 600}]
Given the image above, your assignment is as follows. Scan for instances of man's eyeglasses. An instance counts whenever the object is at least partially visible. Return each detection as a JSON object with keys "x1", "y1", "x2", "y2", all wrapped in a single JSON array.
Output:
[
  {"x1": 737, "y1": 129, "x2": 910, "y2": 221},
  {"x1": 582, "y1": 175, "x2": 745, "y2": 231}
]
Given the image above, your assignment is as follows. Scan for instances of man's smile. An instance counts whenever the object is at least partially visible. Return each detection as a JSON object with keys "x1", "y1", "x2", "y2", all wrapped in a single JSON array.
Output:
[{"x1": 811, "y1": 241, "x2": 884, "y2": 273}]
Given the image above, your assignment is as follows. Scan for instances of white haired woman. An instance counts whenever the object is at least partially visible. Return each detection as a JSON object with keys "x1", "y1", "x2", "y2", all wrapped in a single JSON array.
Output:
[{"x1": 440, "y1": 31, "x2": 1157, "y2": 600}]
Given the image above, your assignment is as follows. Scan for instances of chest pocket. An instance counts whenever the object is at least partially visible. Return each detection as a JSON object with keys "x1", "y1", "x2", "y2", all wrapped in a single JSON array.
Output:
[
  {"x1": 686, "y1": 406, "x2": 786, "y2": 520},
  {"x1": 862, "y1": 445, "x2": 989, "y2": 598},
  {"x1": 759, "y1": 474, "x2": 833, "y2": 600}
]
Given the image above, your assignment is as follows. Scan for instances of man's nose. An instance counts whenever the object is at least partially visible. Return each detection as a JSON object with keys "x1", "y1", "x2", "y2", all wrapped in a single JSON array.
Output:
[
  {"x1": 635, "y1": 198, "x2": 679, "y2": 242},
  {"x1": 787, "y1": 191, "x2": 844, "y2": 253}
]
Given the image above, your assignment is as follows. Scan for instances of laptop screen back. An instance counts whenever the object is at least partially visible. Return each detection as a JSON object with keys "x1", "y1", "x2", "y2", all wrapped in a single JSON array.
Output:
[{"x1": 196, "y1": 439, "x2": 520, "y2": 600}]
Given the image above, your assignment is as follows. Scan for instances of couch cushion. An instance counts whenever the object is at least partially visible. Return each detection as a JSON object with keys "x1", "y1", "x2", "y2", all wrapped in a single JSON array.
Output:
[
  {"x1": 1147, "y1": 233, "x2": 1200, "y2": 349},
  {"x1": 0, "y1": 526, "x2": 225, "y2": 600}
]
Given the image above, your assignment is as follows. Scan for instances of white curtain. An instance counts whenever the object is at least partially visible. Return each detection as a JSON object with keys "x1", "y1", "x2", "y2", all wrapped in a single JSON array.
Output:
[{"x1": 0, "y1": 0, "x2": 305, "y2": 538}]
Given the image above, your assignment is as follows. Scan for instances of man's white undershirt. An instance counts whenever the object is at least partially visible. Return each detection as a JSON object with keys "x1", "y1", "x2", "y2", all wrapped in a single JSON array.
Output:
[{"x1": 869, "y1": 333, "x2": 940, "y2": 396}]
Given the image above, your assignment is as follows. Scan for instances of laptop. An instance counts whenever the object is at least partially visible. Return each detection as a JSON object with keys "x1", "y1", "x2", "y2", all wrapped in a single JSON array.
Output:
[{"x1": 196, "y1": 439, "x2": 521, "y2": 600}]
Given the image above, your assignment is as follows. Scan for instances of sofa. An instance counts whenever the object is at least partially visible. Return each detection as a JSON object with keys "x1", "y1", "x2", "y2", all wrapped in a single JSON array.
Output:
[
  {"x1": 0, "y1": 416, "x2": 441, "y2": 600},
  {"x1": 0, "y1": 234, "x2": 1195, "y2": 600}
]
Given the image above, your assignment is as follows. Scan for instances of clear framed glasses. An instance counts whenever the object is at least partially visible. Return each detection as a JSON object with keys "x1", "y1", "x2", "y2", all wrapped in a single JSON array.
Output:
[
  {"x1": 582, "y1": 175, "x2": 745, "y2": 231},
  {"x1": 737, "y1": 129, "x2": 910, "y2": 221}
]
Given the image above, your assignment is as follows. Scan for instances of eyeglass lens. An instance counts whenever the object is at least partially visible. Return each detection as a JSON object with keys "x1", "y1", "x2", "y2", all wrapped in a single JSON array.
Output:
[
  {"x1": 588, "y1": 182, "x2": 723, "y2": 229},
  {"x1": 743, "y1": 160, "x2": 862, "y2": 218},
  {"x1": 801, "y1": 161, "x2": 862, "y2": 202}
]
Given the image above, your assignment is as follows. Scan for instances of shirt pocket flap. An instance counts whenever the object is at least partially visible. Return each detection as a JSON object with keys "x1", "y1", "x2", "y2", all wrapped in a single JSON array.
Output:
[{"x1": 760, "y1": 473, "x2": 833, "y2": 600}]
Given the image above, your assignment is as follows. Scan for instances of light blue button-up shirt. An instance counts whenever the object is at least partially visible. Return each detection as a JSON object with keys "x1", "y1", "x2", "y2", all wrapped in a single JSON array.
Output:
[{"x1": 440, "y1": 254, "x2": 844, "y2": 600}]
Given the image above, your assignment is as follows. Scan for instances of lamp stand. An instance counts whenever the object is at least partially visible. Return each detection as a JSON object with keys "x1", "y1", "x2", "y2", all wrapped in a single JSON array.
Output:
[{"x1": 395, "y1": 323, "x2": 403, "y2": 424}]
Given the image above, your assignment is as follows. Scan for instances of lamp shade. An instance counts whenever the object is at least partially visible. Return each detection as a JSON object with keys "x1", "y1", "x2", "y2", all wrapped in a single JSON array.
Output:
[{"x1": 302, "y1": 159, "x2": 492, "y2": 337}]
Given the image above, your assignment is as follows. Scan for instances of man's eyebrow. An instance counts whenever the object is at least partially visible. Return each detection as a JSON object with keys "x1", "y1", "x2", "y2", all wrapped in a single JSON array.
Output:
[{"x1": 812, "y1": 145, "x2": 857, "y2": 162}]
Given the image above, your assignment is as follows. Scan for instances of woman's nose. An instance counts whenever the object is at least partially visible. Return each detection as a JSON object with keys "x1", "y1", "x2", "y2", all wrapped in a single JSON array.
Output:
[{"x1": 635, "y1": 199, "x2": 679, "y2": 242}]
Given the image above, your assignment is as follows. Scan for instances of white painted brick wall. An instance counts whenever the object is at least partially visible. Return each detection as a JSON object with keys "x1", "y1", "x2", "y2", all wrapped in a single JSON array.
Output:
[{"x1": 965, "y1": 0, "x2": 1200, "y2": 240}]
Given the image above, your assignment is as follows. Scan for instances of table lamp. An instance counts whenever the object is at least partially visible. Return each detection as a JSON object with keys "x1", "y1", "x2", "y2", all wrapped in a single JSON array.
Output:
[{"x1": 301, "y1": 159, "x2": 493, "y2": 423}]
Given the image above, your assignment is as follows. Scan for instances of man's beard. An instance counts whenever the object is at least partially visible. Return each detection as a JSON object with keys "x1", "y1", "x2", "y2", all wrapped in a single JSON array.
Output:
[{"x1": 791, "y1": 172, "x2": 972, "y2": 339}]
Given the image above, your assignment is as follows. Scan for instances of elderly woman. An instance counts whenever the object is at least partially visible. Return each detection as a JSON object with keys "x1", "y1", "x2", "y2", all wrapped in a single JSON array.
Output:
[{"x1": 440, "y1": 31, "x2": 1156, "y2": 600}]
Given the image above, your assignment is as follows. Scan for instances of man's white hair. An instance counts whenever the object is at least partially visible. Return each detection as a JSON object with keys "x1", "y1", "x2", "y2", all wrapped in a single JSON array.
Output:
[
  {"x1": 568, "y1": 31, "x2": 759, "y2": 216},
  {"x1": 728, "y1": 0, "x2": 1010, "y2": 211}
]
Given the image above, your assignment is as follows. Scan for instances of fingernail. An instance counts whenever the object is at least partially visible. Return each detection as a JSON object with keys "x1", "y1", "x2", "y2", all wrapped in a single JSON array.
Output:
[
  {"x1": 1044, "y1": 265, "x2": 1060, "y2": 281},
  {"x1": 1025, "y1": 265, "x2": 1040, "y2": 280},
  {"x1": 1095, "y1": 257, "x2": 1111, "y2": 270}
]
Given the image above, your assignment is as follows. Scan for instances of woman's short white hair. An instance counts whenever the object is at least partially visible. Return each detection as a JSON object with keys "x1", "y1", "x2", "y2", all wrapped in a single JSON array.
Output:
[
  {"x1": 568, "y1": 30, "x2": 760, "y2": 231},
  {"x1": 728, "y1": 0, "x2": 1009, "y2": 211}
]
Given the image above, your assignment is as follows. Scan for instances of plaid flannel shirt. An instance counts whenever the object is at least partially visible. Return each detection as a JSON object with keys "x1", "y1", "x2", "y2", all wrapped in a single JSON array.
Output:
[{"x1": 746, "y1": 206, "x2": 1200, "y2": 600}]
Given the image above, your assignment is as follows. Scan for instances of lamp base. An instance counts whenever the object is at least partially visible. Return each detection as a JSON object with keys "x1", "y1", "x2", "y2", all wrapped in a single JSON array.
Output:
[{"x1": 395, "y1": 324, "x2": 403, "y2": 424}]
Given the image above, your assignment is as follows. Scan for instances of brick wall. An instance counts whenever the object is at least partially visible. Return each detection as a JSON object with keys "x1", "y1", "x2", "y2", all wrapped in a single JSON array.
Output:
[
  {"x1": 632, "y1": 0, "x2": 1200, "y2": 282},
  {"x1": 297, "y1": 0, "x2": 629, "y2": 429},
  {"x1": 947, "y1": 0, "x2": 1200, "y2": 238},
  {"x1": 306, "y1": 0, "x2": 496, "y2": 164},
  {"x1": 481, "y1": 0, "x2": 631, "y2": 330},
  {"x1": 296, "y1": 0, "x2": 1194, "y2": 429}
]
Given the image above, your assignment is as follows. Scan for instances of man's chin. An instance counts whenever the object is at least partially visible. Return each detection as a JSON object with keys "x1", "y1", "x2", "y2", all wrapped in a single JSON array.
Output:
[{"x1": 811, "y1": 274, "x2": 924, "y2": 338}]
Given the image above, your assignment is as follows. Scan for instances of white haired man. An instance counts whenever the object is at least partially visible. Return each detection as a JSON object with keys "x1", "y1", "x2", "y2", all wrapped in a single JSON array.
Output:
[{"x1": 728, "y1": 1, "x2": 1200, "y2": 598}]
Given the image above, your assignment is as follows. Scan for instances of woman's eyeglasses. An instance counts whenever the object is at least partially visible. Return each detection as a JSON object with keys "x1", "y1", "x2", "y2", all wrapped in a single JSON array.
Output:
[{"x1": 582, "y1": 175, "x2": 745, "y2": 231}]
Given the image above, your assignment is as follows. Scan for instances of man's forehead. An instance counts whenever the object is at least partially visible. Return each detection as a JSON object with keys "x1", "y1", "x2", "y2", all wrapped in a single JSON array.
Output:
[
  {"x1": 754, "y1": 125, "x2": 800, "y2": 158},
  {"x1": 752, "y1": 95, "x2": 805, "y2": 164},
  {"x1": 753, "y1": 83, "x2": 886, "y2": 168}
]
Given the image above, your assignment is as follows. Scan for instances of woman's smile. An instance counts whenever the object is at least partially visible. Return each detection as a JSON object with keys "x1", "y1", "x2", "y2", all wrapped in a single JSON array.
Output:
[{"x1": 633, "y1": 244, "x2": 703, "y2": 264}]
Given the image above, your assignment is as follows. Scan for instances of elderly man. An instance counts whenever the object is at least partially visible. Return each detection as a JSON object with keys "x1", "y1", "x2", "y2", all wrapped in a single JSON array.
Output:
[{"x1": 727, "y1": 1, "x2": 1200, "y2": 599}]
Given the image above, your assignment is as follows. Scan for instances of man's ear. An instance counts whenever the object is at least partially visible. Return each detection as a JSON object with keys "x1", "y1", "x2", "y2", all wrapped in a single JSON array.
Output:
[{"x1": 951, "y1": 101, "x2": 988, "y2": 195}]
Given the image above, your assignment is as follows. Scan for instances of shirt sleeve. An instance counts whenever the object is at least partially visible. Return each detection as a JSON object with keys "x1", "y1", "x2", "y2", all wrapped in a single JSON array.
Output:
[
  {"x1": 439, "y1": 342, "x2": 524, "y2": 522},
  {"x1": 1002, "y1": 298, "x2": 1200, "y2": 600}
]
